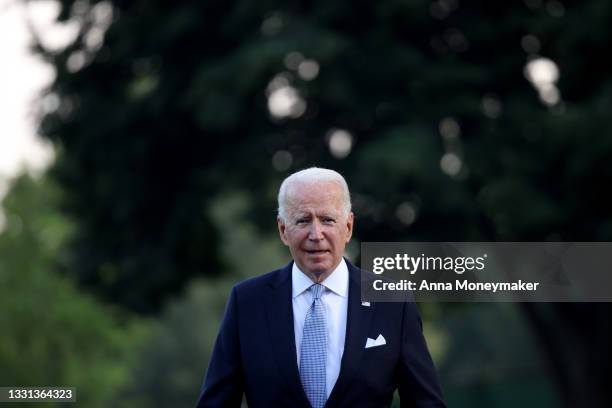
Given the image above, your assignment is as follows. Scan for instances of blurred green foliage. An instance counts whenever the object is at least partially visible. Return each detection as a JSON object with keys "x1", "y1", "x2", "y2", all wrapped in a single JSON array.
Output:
[
  {"x1": 0, "y1": 176, "x2": 287, "y2": 406},
  {"x1": 34, "y1": 0, "x2": 612, "y2": 314},
  {"x1": 111, "y1": 192, "x2": 287, "y2": 407},
  {"x1": 0, "y1": 174, "x2": 148, "y2": 407},
  {"x1": 4, "y1": 0, "x2": 610, "y2": 406}
]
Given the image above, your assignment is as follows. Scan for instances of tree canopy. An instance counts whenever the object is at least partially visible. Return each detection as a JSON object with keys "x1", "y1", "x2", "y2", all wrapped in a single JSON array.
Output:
[
  {"x1": 24, "y1": 1, "x2": 612, "y2": 405},
  {"x1": 36, "y1": 0, "x2": 612, "y2": 312}
]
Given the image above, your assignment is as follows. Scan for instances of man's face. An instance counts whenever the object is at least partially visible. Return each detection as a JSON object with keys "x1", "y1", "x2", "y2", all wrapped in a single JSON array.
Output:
[{"x1": 278, "y1": 181, "x2": 354, "y2": 278}]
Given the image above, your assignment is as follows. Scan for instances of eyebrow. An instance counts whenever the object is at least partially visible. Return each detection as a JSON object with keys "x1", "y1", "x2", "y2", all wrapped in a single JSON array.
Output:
[{"x1": 294, "y1": 212, "x2": 338, "y2": 220}]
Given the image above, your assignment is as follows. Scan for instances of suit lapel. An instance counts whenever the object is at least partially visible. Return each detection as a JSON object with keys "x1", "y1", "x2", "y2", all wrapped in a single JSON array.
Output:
[
  {"x1": 265, "y1": 262, "x2": 311, "y2": 407},
  {"x1": 326, "y1": 261, "x2": 375, "y2": 407}
]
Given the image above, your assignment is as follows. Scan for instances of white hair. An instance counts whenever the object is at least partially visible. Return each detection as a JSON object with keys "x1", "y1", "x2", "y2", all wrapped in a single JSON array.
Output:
[{"x1": 277, "y1": 167, "x2": 352, "y2": 222}]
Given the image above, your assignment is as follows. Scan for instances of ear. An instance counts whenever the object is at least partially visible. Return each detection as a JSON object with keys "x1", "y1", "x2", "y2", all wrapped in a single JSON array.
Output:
[
  {"x1": 278, "y1": 217, "x2": 290, "y2": 246},
  {"x1": 345, "y1": 212, "x2": 354, "y2": 243}
]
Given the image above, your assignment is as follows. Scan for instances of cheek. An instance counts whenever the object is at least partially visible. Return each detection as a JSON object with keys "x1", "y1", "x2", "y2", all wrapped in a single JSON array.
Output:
[
  {"x1": 285, "y1": 229, "x2": 306, "y2": 245},
  {"x1": 337, "y1": 227, "x2": 349, "y2": 240},
  {"x1": 344, "y1": 228, "x2": 351, "y2": 241}
]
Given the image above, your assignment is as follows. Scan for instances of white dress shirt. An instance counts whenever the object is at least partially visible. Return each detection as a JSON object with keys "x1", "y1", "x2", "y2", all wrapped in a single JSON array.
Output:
[{"x1": 292, "y1": 258, "x2": 349, "y2": 399}]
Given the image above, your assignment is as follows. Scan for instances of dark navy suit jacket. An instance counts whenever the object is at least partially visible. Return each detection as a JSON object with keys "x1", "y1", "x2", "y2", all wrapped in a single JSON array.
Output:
[{"x1": 196, "y1": 260, "x2": 446, "y2": 408}]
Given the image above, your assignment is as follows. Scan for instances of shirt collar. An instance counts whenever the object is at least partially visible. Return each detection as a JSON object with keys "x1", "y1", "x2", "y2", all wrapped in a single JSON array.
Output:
[{"x1": 292, "y1": 258, "x2": 349, "y2": 299}]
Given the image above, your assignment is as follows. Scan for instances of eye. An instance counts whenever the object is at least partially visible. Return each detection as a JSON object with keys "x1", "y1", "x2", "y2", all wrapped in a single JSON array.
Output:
[
  {"x1": 296, "y1": 218, "x2": 309, "y2": 225},
  {"x1": 322, "y1": 217, "x2": 336, "y2": 224}
]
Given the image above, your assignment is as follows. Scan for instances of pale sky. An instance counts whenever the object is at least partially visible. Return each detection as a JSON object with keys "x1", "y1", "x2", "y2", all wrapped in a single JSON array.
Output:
[
  {"x1": 0, "y1": 0, "x2": 61, "y2": 191},
  {"x1": 0, "y1": 0, "x2": 81, "y2": 228}
]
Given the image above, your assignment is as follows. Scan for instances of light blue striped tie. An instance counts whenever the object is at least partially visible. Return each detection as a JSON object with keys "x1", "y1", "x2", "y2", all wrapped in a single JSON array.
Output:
[{"x1": 300, "y1": 283, "x2": 327, "y2": 408}]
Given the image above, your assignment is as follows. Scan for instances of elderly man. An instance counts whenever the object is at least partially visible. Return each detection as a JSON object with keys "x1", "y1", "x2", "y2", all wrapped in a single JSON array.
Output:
[{"x1": 197, "y1": 167, "x2": 445, "y2": 408}]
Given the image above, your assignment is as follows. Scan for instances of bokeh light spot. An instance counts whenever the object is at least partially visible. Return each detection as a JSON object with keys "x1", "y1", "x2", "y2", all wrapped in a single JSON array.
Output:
[
  {"x1": 440, "y1": 152, "x2": 462, "y2": 176},
  {"x1": 396, "y1": 202, "x2": 417, "y2": 225},
  {"x1": 327, "y1": 129, "x2": 353, "y2": 159},
  {"x1": 298, "y1": 59, "x2": 319, "y2": 81},
  {"x1": 272, "y1": 150, "x2": 293, "y2": 171}
]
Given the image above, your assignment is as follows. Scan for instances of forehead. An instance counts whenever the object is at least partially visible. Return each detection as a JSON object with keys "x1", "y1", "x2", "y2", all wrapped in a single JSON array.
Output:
[{"x1": 284, "y1": 181, "x2": 344, "y2": 213}]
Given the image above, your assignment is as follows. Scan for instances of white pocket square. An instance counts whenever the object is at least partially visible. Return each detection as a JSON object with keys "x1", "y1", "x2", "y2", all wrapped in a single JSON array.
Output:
[
  {"x1": 361, "y1": 301, "x2": 370, "y2": 307},
  {"x1": 365, "y1": 334, "x2": 386, "y2": 349}
]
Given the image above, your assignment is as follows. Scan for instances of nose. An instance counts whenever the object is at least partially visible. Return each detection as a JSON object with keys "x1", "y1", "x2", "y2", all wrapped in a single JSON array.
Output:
[{"x1": 308, "y1": 220, "x2": 324, "y2": 241}]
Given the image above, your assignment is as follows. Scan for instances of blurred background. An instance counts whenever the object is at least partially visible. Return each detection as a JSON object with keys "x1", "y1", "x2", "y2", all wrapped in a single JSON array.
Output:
[{"x1": 1, "y1": 0, "x2": 611, "y2": 406}]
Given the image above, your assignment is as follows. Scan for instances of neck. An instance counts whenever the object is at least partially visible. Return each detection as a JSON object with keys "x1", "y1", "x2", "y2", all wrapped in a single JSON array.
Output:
[
  {"x1": 299, "y1": 259, "x2": 342, "y2": 283},
  {"x1": 304, "y1": 270, "x2": 333, "y2": 284}
]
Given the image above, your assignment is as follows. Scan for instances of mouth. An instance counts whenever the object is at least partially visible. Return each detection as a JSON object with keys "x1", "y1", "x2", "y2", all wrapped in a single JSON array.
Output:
[{"x1": 305, "y1": 249, "x2": 330, "y2": 255}]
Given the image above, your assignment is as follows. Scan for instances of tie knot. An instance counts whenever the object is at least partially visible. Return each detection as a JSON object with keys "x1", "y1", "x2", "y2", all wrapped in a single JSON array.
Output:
[{"x1": 310, "y1": 283, "x2": 324, "y2": 300}]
